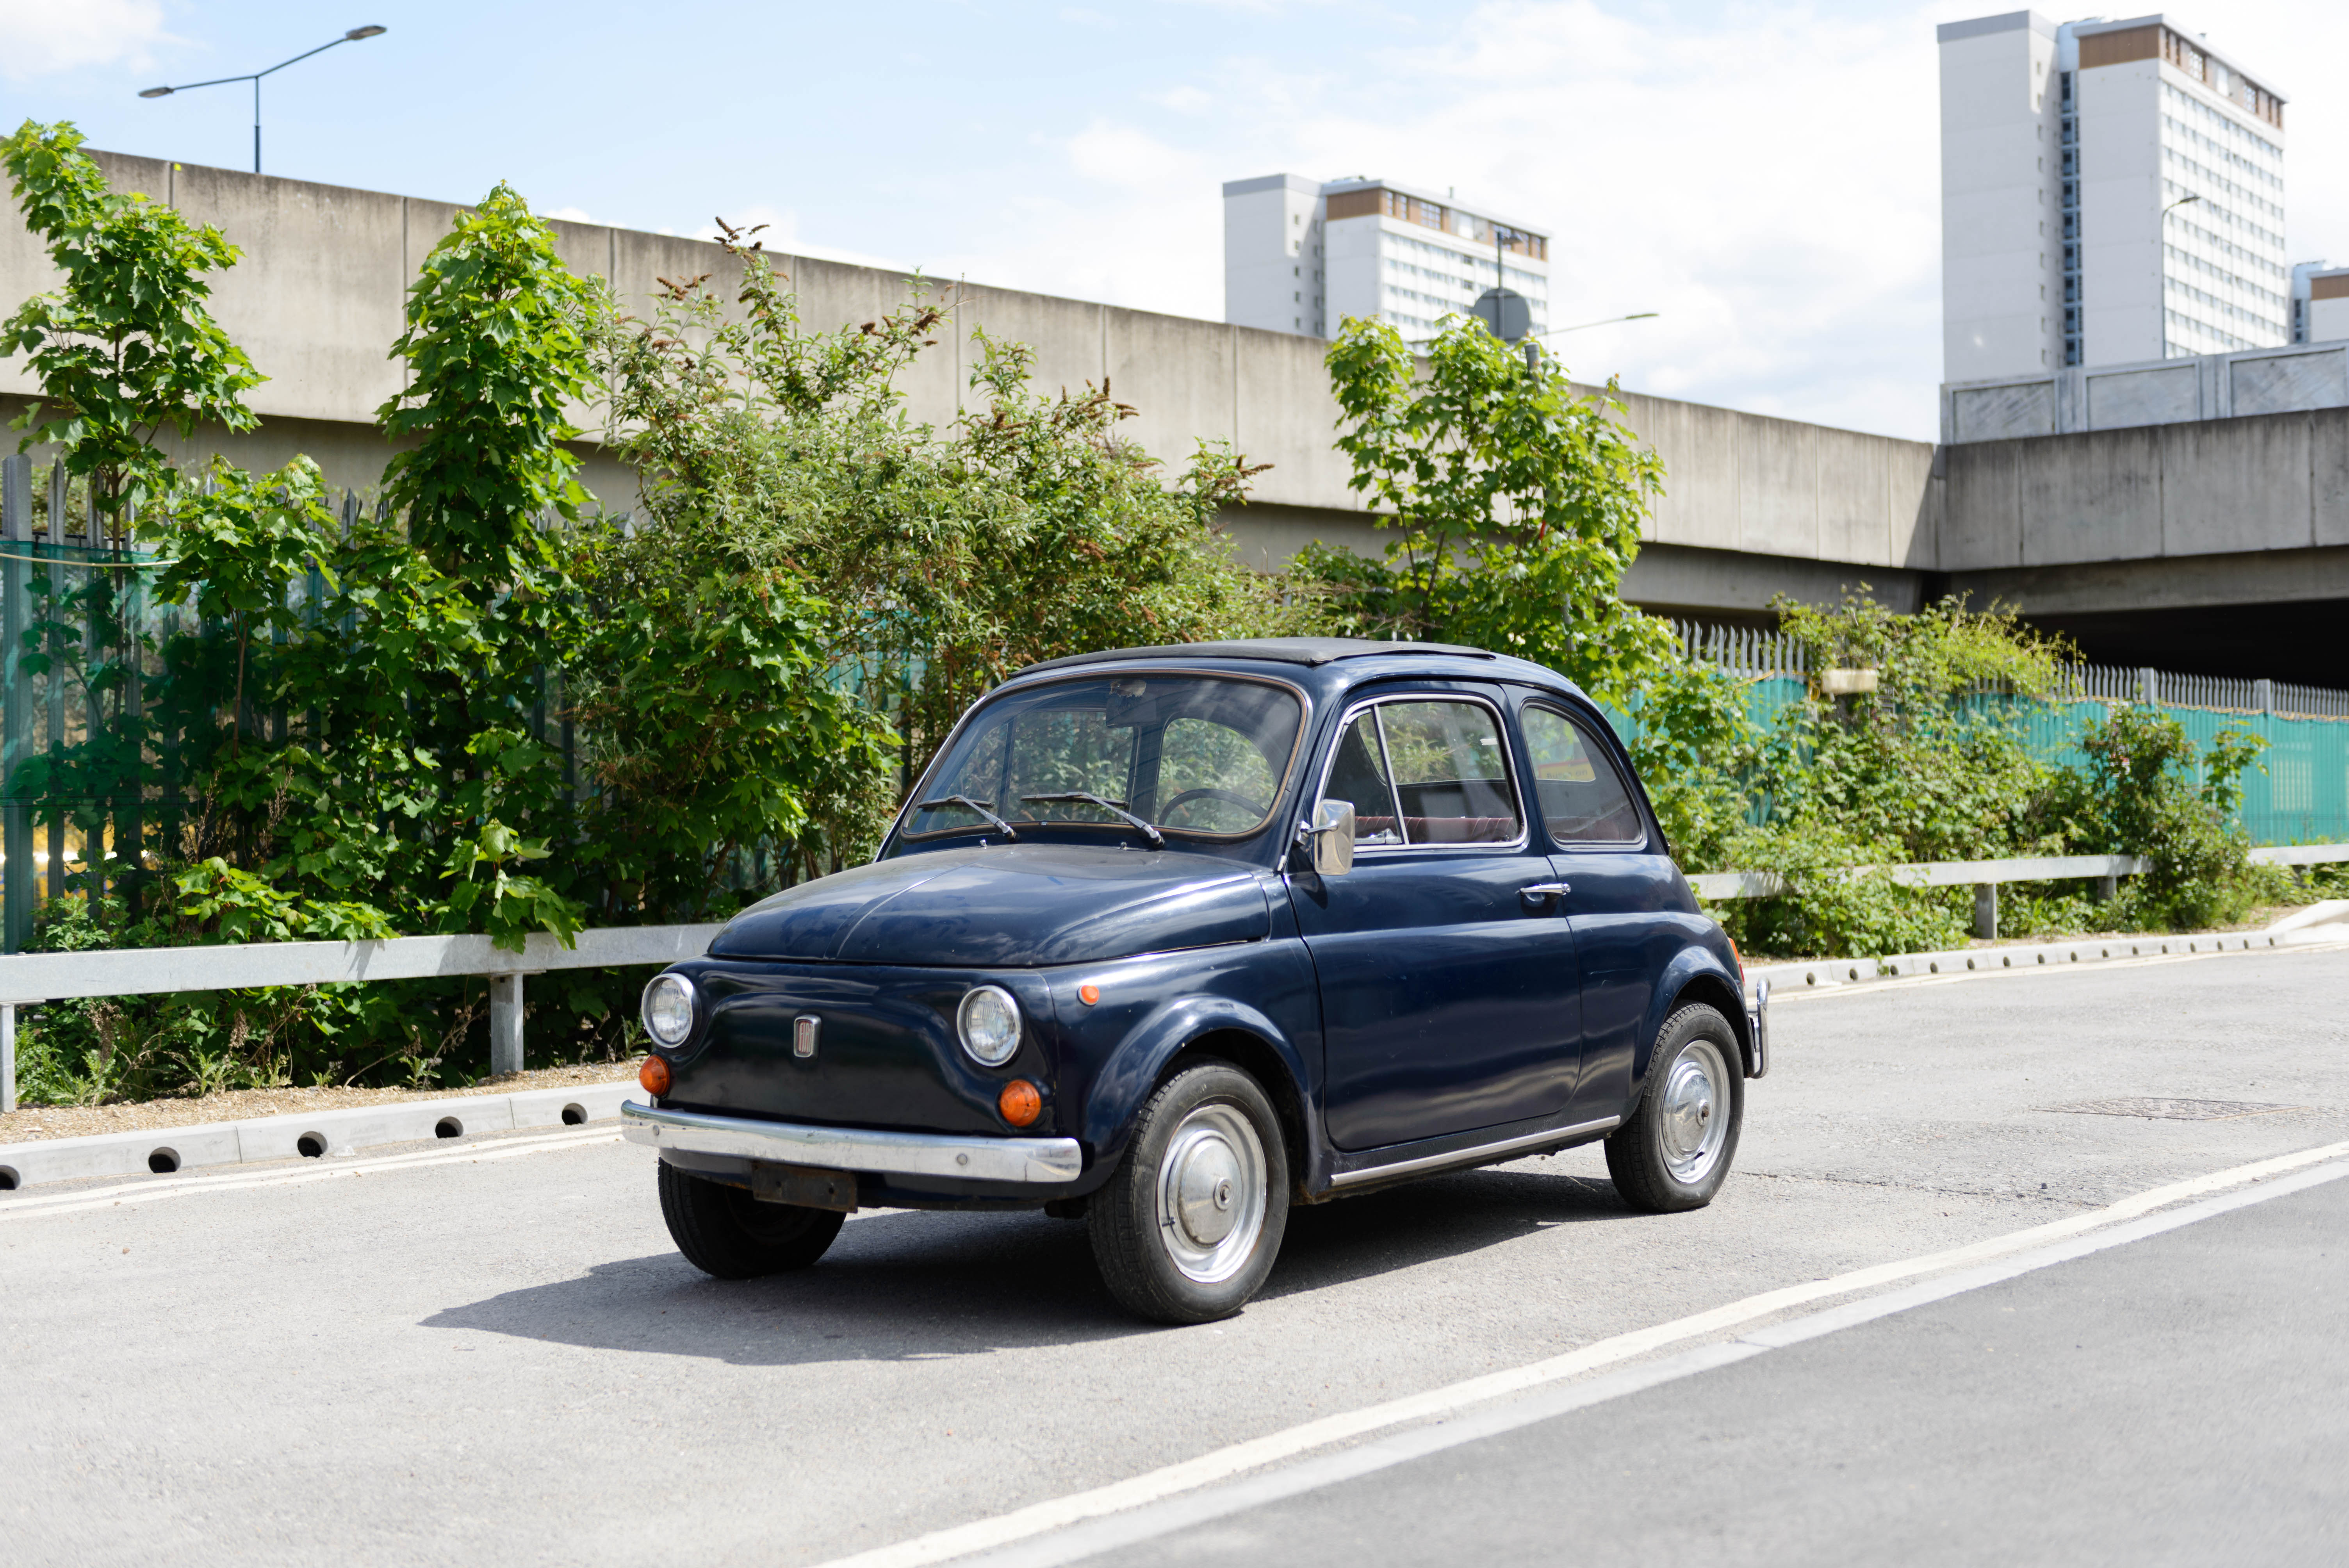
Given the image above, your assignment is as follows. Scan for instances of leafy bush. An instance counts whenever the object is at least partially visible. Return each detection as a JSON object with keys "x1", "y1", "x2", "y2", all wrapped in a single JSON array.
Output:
[
  {"x1": 2034, "y1": 704, "x2": 2285, "y2": 930},
  {"x1": 594, "y1": 238, "x2": 1298, "y2": 807},
  {"x1": 1707, "y1": 594, "x2": 2067, "y2": 956}
]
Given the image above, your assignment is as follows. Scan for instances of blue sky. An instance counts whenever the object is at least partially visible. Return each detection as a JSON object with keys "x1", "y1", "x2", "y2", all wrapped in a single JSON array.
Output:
[{"x1": 4, "y1": 1, "x2": 2342, "y2": 442}]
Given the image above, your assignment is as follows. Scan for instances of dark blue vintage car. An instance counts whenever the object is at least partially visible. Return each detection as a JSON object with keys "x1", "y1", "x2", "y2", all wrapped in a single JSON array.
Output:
[{"x1": 622, "y1": 639, "x2": 1767, "y2": 1322}]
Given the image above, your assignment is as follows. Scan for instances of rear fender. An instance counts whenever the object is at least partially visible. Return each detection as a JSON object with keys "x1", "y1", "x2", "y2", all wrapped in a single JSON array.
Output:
[{"x1": 1631, "y1": 944, "x2": 1751, "y2": 1105}]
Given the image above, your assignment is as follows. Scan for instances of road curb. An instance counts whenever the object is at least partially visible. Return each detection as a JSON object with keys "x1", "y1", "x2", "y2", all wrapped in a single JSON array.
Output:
[
  {"x1": 0, "y1": 1080, "x2": 636, "y2": 1191},
  {"x1": 1752, "y1": 926, "x2": 2344, "y2": 993}
]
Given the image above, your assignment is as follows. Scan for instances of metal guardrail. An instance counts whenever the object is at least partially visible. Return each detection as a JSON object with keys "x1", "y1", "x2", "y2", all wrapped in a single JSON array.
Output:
[
  {"x1": 1688, "y1": 845, "x2": 2349, "y2": 942},
  {"x1": 0, "y1": 923, "x2": 723, "y2": 1112}
]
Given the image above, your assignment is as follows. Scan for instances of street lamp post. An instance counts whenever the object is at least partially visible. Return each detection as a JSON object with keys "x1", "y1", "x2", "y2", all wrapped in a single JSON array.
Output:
[
  {"x1": 2158, "y1": 193, "x2": 2202, "y2": 358},
  {"x1": 138, "y1": 26, "x2": 388, "y2": 176}
]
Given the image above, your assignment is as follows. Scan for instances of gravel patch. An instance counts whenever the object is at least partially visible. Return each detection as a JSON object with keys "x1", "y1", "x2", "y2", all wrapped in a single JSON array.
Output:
[{"x1": 0, "y1": 1060, "x2": 644, "y2": 1144}]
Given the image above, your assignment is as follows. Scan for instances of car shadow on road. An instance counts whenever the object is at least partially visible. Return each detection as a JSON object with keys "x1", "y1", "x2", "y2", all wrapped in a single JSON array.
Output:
[{"x1": 419, "y1": 1161, "x2": 1632, "y2": 1363}]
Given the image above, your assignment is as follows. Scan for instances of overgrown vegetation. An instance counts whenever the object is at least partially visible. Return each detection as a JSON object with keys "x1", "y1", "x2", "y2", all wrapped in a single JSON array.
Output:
[
  {"x1": 1679, "y1": 595, "x2": 2285, "y2": 957},
  {"x1": 2, "y1": 125, "x2": 1286, "y2": 1104}
]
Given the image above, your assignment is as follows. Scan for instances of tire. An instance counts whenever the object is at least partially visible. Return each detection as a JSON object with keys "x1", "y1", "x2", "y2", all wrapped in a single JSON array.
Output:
[
  {"x1": 1605, "y1": 1003, "x2": 1744, "y2": 1214},
  {"x1": 1089, "y1": 1062, "x2": 1290, "y2": 1324},
  {"x1": 657, "y1": 1160, "x2": 847, "y2": 1279}
]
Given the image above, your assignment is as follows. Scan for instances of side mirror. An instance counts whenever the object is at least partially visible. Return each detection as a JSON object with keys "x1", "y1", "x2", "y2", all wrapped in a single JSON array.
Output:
[{"x1": 1308, "y1": 799, "x2": 1356, "y2": 876}]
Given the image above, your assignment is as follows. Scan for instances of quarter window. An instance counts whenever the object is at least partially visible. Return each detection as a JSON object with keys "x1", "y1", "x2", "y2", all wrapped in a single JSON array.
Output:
[{"x1": 1520, "y1": 706, "x2": 1643, "y2": 845}]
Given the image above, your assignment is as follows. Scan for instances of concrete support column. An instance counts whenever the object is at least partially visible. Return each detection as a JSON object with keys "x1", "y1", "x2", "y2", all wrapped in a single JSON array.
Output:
[
  {"x1": 2095, "y1": 874, "x2": 2118, "y2": 903},
  {"x1": 488, "y1": 973, "x2": 525, "y2": 1078},
  {"x1": 1974, "y1": 882, "x2": 1999, "y2": 941}
]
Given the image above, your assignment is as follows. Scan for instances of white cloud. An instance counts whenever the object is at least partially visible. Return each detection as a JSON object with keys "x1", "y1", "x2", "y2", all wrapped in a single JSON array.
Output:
[
  {"x1": 0, "y1": 0, "x2": 170, "y2": 81},
  {"x1": 913, "y1": 0, "x2": 1950, "y2": 438},
  {"x1": 544, "y1": 205, "x2": 597, "y2": 224}
]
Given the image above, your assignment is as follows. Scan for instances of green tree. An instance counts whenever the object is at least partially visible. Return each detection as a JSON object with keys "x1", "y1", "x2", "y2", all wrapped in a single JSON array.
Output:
[
  {"x1": 1295, "y1": 315, "x2": 1671, "y2": 706},
  {"x1": 594, "y1": 235, "x2": 1292, "y2": 823},
  {"x1": 1, "y1": 121, "x2": 262, "y2": 526}
]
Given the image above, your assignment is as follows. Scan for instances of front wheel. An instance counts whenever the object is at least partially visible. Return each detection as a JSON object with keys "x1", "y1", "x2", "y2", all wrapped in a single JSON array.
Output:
[
  {"x1": 1606, "y1": 1003, "x2": 1744, "y2": 1213},
  {"x1": 658, "y1": 1161, "x2": 846, "y2": 1279},
  {"x1": 1089, "y1": 1062, "x2": 1290, "y2": 1324}
]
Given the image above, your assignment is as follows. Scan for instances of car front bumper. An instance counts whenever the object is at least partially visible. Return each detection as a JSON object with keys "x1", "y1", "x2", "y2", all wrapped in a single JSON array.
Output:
[
  {"x1": 1744, "y1": 976, "x2": 1771, "y2": 1078},
  {"x1": 620, "y1": 1099, "x2": 1084, "y2": 1184}
]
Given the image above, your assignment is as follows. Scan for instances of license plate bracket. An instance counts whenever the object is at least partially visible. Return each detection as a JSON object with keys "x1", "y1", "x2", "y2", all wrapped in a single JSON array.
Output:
[{"x1": 751, "y1": 1160, "x2": 860, "y2": 1212}]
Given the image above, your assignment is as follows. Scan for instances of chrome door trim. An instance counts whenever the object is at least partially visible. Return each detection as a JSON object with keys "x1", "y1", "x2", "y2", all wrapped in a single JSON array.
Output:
[{"x1": 1326, "y1": 1115, "x2": 1621, "y2": 1188}]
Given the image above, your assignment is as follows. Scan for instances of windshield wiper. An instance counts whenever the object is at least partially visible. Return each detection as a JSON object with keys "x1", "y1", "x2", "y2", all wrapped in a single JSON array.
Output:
[
  {"x1": 1020, "y1": 791, "x2": 1166, "y2": 850},
  {"x1": 915, "y1": 795, "x2": 1020, "y2": 841}
]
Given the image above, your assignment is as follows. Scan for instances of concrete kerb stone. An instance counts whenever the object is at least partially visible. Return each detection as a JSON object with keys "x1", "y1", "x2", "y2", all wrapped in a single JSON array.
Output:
[
  {"x1": 0, "y1": 1080, "x2": 635, "y2": 1191},
  {"x1": 1750, "y1": 927, "x2": 2329, "y2": 994}
]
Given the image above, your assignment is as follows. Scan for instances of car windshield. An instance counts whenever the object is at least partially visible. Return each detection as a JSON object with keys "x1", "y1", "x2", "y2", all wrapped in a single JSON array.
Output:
[{"x1": 905, "y1": 674, "x2": 1305, "y2": 842}]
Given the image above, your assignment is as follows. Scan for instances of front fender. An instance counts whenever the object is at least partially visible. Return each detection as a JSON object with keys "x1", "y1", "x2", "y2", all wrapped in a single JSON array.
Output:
[
  {"x1": 1634, "y1": 940, "x2": 1751, "y2": 1095},
  {"x1": 1080, "y1": 993, "x2": 1314, "y2": 1174}
]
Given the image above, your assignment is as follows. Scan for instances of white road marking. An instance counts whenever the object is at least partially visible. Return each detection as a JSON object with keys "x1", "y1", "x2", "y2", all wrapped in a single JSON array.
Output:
[
  {"x1": 0, "y1": 1128, "x2": 625, "y2": 1220},
  {"x1": 804, "y1": 1137, "x2": 2349, "y2": 1568},
  {"x1": 950, "y1": 1155, "x2": 2349, "y2": 1568}
]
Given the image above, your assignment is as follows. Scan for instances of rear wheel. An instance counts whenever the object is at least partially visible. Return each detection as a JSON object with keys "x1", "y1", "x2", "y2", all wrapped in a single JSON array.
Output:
[
  {"x1": 1089, "y1": 1062, "x2": 1290, "y2": 1324},
  {"x1": 1606, "y1": 1003, "x2": 1744, "y2": 1213},
  {"x1": 657, "y1": 1161, "x2": 846, "y2": 1279}
]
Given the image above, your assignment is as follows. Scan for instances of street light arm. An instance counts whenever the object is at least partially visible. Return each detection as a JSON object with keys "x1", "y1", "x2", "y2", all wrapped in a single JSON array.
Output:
[
  {"x1": 255, "y1": 32, "x2": 371, "y2": 81},
  {"x1": 1538, "y1": 312, "x2": 1661, "y2": 338}
]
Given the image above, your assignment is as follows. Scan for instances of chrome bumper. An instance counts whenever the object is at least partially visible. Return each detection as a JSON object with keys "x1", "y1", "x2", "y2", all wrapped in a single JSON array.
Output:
[
  {"x1": 1744, "y1": 976, "x2": 1771, "y2": 1078},
  {"x1": 619, "y1": 1099, "x2": 1084, "y2": 1184}
]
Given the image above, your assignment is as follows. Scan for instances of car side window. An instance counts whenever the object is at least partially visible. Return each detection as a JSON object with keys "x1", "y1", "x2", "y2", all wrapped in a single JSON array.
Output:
[
  {"x1": 1377, "y1": 700, "x2": 1522, "y2": 845},
  {"x1": 1521, "y1": 705, "x2": 1645, "y2": 846},
  {"x1": 1321, "y1": 710, "x2": 1404, "y2": 846}
]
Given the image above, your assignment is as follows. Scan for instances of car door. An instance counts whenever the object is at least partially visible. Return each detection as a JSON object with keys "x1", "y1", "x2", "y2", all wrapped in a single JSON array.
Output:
[
  {"x1": 1287, "y1": 690, "x2": 1584, "y2": 1151},
  {"x1": 1516, "y1": 699, "x2": 1684, "y2": 1127}
]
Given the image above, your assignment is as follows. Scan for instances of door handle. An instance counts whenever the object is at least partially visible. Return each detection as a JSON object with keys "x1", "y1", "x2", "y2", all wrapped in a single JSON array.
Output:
[{"x1": 1519, "y1": 881, "x2": 1570, "y2": 905}]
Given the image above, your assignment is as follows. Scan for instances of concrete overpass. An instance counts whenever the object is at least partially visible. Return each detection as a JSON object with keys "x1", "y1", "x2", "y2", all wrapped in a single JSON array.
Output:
[{"x1": 4, "y1": 153, "x2": 2343, "y2": 679}]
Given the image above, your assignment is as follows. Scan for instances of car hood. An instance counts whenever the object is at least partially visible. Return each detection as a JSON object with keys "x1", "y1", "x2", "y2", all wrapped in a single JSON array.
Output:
[{"x1": 707, "y1": 843, "x2": 1273, "y2": 967}]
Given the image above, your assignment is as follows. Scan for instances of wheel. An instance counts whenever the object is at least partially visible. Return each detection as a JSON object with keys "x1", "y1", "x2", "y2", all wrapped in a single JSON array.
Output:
[
  {"x1": 1605, "y1": 1003, "x2": 1744, "y2": 1214},
  {"x1": 657, "y1": 1160, "x2": 847, "y2": 1279},
  {"x1": 1089, "y1": 1062, "x2": 1290, "y2": 1324}
]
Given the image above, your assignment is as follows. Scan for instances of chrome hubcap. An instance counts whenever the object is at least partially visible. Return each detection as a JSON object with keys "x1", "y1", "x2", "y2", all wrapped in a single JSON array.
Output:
[
  {"x1": 1659, "y1": 1039, "x2": 1732, "y2": 1184},
  {"x1": 1156, "y1": 1103, "x2": 1268, "y2": 1283}
]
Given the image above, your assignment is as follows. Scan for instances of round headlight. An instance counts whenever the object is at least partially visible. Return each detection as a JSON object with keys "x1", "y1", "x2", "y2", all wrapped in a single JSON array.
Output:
[
  {"x1": 957, "y1": 985, "x2": 1022, "y2": 1067},
  {"x1": 642, "y1": 973, "x2": 697, "y2": 1048}
]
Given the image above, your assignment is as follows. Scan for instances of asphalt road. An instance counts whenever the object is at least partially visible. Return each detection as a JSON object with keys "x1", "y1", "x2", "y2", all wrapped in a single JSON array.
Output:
[{"x1": 4, "y1": 943, "x2": 2345, "y2": 1568}]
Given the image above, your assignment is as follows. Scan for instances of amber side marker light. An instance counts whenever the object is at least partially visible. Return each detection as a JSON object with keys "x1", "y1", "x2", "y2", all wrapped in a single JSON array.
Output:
[
  {"x1": 998, "y1": 1080, "x2": 1043, "y2": 1127},
  {"x1": 639, "y1": 1055, "x2": 672, "y2": 1096},
  {"x1": 1078, "y1": 983, "x2": 1100, "y2": 1005}
]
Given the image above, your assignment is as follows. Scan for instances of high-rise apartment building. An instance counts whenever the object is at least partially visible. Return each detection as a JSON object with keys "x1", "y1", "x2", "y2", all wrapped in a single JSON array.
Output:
[
  {"x1": 1939, "y1": 12, "x2": 2288, "y2": 383},
  {"x1": 2293, "y1": 262, "x2": 2349, "y2": 344},
  {"x1": 1223, "y1": 174, "x2": 1549, "y2": 341}
]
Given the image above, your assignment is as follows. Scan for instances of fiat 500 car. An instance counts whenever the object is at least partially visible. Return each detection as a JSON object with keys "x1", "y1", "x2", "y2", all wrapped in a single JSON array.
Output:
[{"x1": 623, "y1": 638, "x2": 1767, "y2": 1324}]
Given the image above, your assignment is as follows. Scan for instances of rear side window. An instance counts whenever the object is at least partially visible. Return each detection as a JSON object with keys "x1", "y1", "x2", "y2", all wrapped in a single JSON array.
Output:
[{"x1": 1521, "y1": 706, "x2": 1644, "y2": 845}]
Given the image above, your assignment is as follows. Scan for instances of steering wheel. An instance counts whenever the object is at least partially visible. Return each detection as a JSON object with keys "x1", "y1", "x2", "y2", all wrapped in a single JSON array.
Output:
[{"x1": 1159, "y1": 787, "x2": 1270, "y2": 825}]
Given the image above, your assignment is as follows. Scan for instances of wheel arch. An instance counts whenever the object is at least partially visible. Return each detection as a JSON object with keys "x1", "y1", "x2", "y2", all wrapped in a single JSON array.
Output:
[
  {"x1": 1632, "y1": 950, "x2": 1752, "y2": 1108},
  {"x1": 1081, "y1": 996, "x2": 1317, "y2": 1194}
]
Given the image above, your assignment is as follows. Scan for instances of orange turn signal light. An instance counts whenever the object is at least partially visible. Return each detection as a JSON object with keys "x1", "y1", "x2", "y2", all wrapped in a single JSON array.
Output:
[
  {"x1": 639, "y1": 1055, "x2": 672, "y2": 1096},
  {"x1": 998, "y1": 1079, "x2": 1043, "y2": 1127},
  {"x1": 1078, "y1": 983, "x2": 1100, "y2": 1005}
]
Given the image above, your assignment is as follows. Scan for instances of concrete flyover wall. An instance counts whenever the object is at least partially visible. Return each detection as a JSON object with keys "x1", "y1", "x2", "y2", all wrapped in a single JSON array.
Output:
[
  {"x1": 1939, "y1": 404, "x2": 2349, "y2": 576},
  {"x1": 0, "y1": 150, "x2": 1944, "y2": 612}
]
